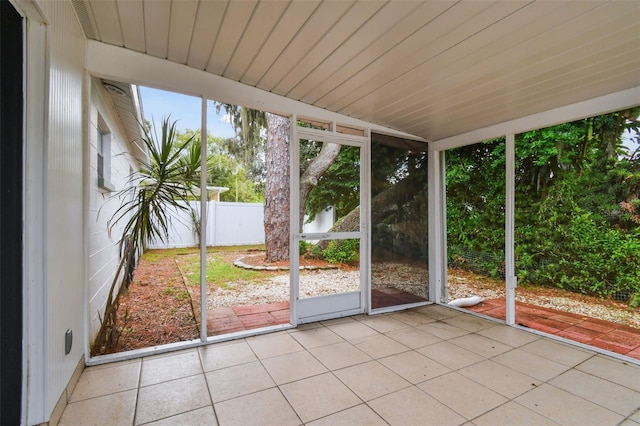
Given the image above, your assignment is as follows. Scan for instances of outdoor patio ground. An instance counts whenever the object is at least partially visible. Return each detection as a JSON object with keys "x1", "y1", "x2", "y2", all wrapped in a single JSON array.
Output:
[
  {"x1": 467, "y1": 298, "x2": 640, "y2": 360},
  {"x1": 207, "y1": 289, "x2": 640, "y2": 361},
  {"x1": 207, "y1": 288, "x2": 428, "y2": 336},
  {"x1": 60, "y1": 304, "x2": 640, "y2": 425}
]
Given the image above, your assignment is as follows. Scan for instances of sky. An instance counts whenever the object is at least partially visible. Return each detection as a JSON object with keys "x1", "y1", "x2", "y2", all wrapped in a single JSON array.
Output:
[{"x1": 139, "y1": 86, "x2": 236, "y2": 139}]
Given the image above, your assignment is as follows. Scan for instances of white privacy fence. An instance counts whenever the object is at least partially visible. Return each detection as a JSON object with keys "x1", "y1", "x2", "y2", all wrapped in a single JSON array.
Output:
[{"x1": 147, "y1": 201, "x2": 334, "y2": 249}]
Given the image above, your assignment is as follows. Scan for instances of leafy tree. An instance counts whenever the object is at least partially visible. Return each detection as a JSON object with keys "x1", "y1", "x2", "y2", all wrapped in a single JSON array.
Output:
[
  {"x1": 213, "y1": 102, "x2": 267, "y2": 181},
  {"x1": 304, "y1": 145, "x2": 360, "y2": 223},
  {"x1": 173, "y1": 129, "x2": 264, "y2": 203},
  {"x1": 446, "y1": 138, "x2": 506, "y2": 276},
  {"x1": 446, "y1": 108, "x2": 640, "y2": 302},
  {"x1": 298, "y1": 139, "x2": 342, "y2": 229},
  {"x1": 211, "y1": 103, "x2": 347, "y2": 262},
  {"x1": 369, "y1": 140, "x2": 429, "y2": 262}
]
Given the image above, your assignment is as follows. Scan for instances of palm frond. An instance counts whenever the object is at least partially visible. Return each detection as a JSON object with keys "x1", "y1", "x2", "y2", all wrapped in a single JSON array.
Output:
[{"x1": 107, "y1": 117, "x2": 201, "y2": 247}]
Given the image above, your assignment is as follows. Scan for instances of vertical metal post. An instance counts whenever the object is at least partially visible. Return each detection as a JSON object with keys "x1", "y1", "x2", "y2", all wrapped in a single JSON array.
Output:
[
  {"x1": 289, "y1": 114, "x2": 298, "y2": 327},
  {"x1": 363, "y1": 128, "x2": 371, "y2": 313},
  {"x1": 505, "y1": 134, "x2": 517, "y2": 325},
  {"x1": 428, "y1": 149, "x2": 446, "y2": 304},
  {"x1": 200, "y1": 97, "x2": 208, "y2": 340},
  {"x1": 440, "y1": 151, "x2": 448, "y2": 303}
]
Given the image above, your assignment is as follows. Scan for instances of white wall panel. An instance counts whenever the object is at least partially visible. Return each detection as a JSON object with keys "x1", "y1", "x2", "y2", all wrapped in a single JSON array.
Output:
[{"x1": 37, "y1": 0, "x2": 87, "y2": 419}]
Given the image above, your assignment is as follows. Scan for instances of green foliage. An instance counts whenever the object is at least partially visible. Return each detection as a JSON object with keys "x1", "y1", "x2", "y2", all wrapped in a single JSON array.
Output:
[
  {"x1": 181, "y1": 253, "x2": 266, "y2": 289},
  {"x1": 370, "y1": 141, "x2": 429, "y2": 263},
  {"x1": 305, "y1": 145, "x2": 360, "y2": 222},
  {"x1": 212, "y1": 103, "x2": 267, "y2": 181},
  {"x1": 520, "y1": 212, "x2": 640, "y2": 298},
  {"x1": 299, "y1": 240, "x2": 311, "y2": 255},
  {"x1": 173, "y1": 129, "x2": 264, "y2": 203},
  {"x1": 446, "y1": 138, "x2": 506, "y2": 270},
  {"x1": 322, "y1": 239, "x2": 359, "y2": 264},
  {"x1": 447, "y1": 109, "x2": 640, "y2": 304},
  {"x1": 630, "y1": 292, "x2": 640, "y2": 309},
  {"x1": 108, "y1": 118, "x2": 201, "y2": 249}
]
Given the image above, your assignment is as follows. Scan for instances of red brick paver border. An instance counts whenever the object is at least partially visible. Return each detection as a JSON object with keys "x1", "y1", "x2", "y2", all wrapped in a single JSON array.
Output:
[{"x1": 467, "y1": 298, "x2": 640, "y2": 360}]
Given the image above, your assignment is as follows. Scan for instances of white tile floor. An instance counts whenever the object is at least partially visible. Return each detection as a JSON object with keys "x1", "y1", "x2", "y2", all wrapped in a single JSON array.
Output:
[{"x1": 60, "y1": 305, "x2": 640, "y2": 426}]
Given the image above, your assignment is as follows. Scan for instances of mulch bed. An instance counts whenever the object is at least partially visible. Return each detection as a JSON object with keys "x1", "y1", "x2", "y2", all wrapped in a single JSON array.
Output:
[{"x1": 101, "y1": 255, "x2": 200, "y2": 354}]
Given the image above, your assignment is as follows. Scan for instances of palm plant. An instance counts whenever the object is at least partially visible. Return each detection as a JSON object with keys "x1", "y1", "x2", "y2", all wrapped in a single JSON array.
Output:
[{"x1": 92, "y1": 117, "x2": 200, "y2": 354}]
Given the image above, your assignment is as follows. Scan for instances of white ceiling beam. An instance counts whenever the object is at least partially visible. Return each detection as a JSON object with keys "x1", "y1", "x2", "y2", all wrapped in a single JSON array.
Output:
[
  {"x1": 430, "y1": 86, "x2": 640, "y2": 151},
  {"x1": 85, "y1": 40, "x2": 426, "y2": 142}
]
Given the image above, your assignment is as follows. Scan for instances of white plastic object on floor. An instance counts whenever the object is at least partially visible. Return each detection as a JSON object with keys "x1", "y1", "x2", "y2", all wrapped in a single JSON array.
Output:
[{"x1": 447, "y1": 295, "x2": 483, "y2": 307}]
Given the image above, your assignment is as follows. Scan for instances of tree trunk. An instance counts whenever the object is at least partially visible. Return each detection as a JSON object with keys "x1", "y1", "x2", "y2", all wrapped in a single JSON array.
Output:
[
  {"x1": 264, "y1": 113, "x2": 290, "y2": 262},
  {"x1": 316, "y1": 176, "x2": 424, "y2": 250},
  {"x1": 299, "y1": 142, "x2": 341, "y2": 230}
]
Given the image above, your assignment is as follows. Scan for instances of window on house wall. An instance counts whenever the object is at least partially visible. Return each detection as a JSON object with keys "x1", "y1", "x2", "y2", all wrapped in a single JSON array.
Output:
[{"x1": 97, "y1": 115, "x2": 115, "y2": 191}]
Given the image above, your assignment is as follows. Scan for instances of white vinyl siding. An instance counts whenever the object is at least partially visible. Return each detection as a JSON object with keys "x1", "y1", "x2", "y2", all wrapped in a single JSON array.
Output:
[{"x1": 36, "y1": 0, "x2": 86, "y2": 420}]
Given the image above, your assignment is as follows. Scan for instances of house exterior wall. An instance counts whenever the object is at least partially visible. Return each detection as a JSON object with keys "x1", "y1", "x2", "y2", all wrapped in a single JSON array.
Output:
[
  {"x1": 28, "y1": 0, "x2": 87, "y2": 420},
  {"x1": 87, "y1": 80, "x2": 138, "y2": 340}
]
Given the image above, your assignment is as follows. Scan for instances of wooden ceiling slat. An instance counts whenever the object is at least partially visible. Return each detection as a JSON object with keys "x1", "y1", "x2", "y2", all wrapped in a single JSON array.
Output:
[
  {"x1": 206, "y1": 0, "x2": 258, "y2": 76},
  {"x1": 420, "y1": 64, "x2": 640, "y2": 141},
  {"x1": 241, "y1": 1, "x2": 320, "y2": 87},
  {"x1": 90, "y1": 0, "x2": 123, "y2": 46},
  {"x1": 286, "y1": 1, "x2": 419, "y2": 101},
  {"x1": 224, "y1": 1, "x2": 289, "y2": 82},
  {"x1": 342, "y1": 1, "x2": 627, "y2": 125},
  {"x1": 398, "y1": 47, "x2": 637, "y2": 137},
  {"x1": 395, "y1": 8, "x2": 637, "y2": 129},
  {"x1": 421, "y1": 41, "x2": 640, "y2": 131},
  {"x1": 186, "y1": 0, "x2": 228, "y2": 70},
  {"x1": 299, "y1": 1, "x2": 443, "y2": 105},
  {"x1": 143, "y1": 0, "x2": 171, "y2": 58},
  {"x1": 117, "y1": 0, "x2": 145, "y2": 52},
  {"x1": 273, "y1": 1, "x2": 385, "y2": 96},
  {"x1": 167, "y1": 0, "x2": 198, "y2": 64},
  {"x1": 316, "y1": 1, "x2": 476, "y2": 110},
  {"x1": 257, "y1": 1, "x2": 354, "y2": 92},
  {"x1": 401, "y1": 43, "x2": 639, "y2": 138},
  {"x1": 326, "y1": 1, "x2": 524, "y2": 113},
  {"x1": 372, "y1": 1, "x2": 599, "y2": 122}
]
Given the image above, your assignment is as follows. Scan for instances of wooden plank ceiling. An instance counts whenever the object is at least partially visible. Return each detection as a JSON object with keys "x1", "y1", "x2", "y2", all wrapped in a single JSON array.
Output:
[{"x1": 75, "y1": 0, "x2": 640, "y2": 141}]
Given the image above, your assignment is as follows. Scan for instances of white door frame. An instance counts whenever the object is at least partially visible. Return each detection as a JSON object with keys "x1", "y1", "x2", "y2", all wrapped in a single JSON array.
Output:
[{"x1": 290, "y1": 120, "x2": 369, "y2": 324}]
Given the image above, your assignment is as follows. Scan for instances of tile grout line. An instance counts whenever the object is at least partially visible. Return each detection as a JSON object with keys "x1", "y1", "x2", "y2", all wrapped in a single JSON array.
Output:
[
  {"x1": 197, "y1": 346, "x2": 221, "y2": 426},
  {"x1": 248, "y1": 333, "x2": 305, "y2": 425},
  {"x1": 132, "y1": 359, "x2": 142, "y2": 426}
]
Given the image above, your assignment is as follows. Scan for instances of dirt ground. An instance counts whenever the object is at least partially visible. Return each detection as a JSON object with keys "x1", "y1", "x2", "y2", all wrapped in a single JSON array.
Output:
[
  {"x1": 102, "y1": 253, "x2": 200, "y2": 354},
  {"x1": 98, "y1": 248, "x2": 638, "y2": 355},
  {"x1": 100, "y1": 248, "x2": 335, "y2": 354}
]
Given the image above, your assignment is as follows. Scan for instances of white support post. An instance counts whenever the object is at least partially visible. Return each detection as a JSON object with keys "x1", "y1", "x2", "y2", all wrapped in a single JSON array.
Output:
[
  {"x1": 505, "y1": 133, "x2": 517, "y2": 325},
  {"x1": 200, "y1": 97, "x2": 208, "y2": 340},
  {"x1": 440, "y1": 151, "x2": 448, "y2": 303},
  {"x1": 428, "y1": 149, "x2": 447, "y2": 304},
  {"x1": 289, "y1": 114, "x2": 298, "y2": 327},
  {"x1": 363, "y1": 128, "x2": 371, "y2": 313}
]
